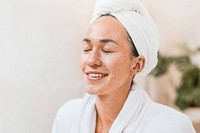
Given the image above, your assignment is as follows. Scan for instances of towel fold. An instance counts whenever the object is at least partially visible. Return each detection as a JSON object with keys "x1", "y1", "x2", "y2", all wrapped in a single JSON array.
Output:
[
  {"x1": 52, "y1": 83, "x2": 196, "y2": 133},
  {"x1": 91, "y1": 0, "x2": 160, "y2": 75}
]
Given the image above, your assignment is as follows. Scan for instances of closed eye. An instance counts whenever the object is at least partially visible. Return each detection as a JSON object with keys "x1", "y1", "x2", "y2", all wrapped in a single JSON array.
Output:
[
  {"x1": 102, "y1": 45, "x2": 117, "y2": 54},
  {"x1": 82, "y1": 40, "x2": 92, "y2": 52},
  {"x1": 102, "y1": 50, "x2": 115, "y2": 53},
  {"x1": 83, "y1": 49, "x2": 92, "y2": 52}
]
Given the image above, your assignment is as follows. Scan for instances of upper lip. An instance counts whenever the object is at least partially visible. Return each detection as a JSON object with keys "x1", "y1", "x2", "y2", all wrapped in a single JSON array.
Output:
[{"x1": 84, "y1": 71, "x2": 108, "y2": 75}]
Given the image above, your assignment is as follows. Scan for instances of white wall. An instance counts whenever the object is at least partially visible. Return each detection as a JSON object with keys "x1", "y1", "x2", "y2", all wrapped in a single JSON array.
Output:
[
  {"x1": 142, "y1": 0, "x2": 200, "y2": 55},
  {"x1": 0, "y1": 0, "x2": 200, "y2": 133},
  {"x1": 0, "y1": 0, "x2": 95, "y2": 133},
  {"x1": 141, "y1": 0, "x2": 200, "y2": 106}
]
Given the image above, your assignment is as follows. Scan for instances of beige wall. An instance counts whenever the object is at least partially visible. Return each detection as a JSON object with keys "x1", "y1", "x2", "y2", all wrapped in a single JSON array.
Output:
[
  {"x1": 141, "y1": 0, "x2": 200, "y2": 106},
  {"x1": 143, "y1": 0, "x2": 200, "y2": 52},
  {"x1": 0, "y1": 0, "x2": 199, "y2": 133},
  {"x1": 0, "y1": 0, "x2": 95, "y2": 133}
]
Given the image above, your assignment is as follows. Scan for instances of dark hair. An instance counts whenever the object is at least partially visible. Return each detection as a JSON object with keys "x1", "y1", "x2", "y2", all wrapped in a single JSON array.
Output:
[
  {"x1": 126, "y1": 32, "x2": 139, "y2": 57},
  {"x1": 99, "y1": 14, "x2": 139, "y2": 57}
]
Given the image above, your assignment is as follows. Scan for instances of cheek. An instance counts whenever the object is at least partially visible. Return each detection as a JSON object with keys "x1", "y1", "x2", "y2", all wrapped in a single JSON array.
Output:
[
  {"x1": 80, "y1": 54, "x2": 87, "y2": 70},
  {"x1": 107, "y1": 55, "x2": 132, "y2": 76}
]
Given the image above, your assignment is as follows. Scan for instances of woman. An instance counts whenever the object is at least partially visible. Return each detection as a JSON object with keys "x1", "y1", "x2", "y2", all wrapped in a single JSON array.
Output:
[{"x1": 52, "y1": 0, "x2": 196, "y2": 132}]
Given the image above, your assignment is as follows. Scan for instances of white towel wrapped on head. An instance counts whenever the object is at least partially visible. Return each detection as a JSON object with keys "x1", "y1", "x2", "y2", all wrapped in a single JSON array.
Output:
[{"x1": 91, "y1": 0, "x2": 160, "y2": 75}]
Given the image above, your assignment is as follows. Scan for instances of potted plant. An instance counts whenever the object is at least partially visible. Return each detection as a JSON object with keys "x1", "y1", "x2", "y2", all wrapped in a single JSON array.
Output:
[
  {"x1": 151, "y1": 46, "x2": 200, "y2": 110},
  {"x1": 151, "y1": 46, "x2": 200, "y2": 132}
]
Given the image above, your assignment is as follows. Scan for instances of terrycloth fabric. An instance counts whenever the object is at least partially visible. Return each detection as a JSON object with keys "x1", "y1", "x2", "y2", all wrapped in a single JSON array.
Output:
[
  {"x1": 91, "y1": 0, "x2": 160, "y2": 75},
  {"x1": 52, "y1": 83, "x2": 196, "y2": 133}
]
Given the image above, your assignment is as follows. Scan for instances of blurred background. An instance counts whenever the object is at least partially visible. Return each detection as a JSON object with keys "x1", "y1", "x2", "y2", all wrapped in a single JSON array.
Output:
[{"x1": 0, "y1": 0, "x2": 199, "y2": 133}]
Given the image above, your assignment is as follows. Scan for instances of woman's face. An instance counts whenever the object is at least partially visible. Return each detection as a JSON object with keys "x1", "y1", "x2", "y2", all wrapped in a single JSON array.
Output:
[{"x1": 80, "y1": 16, "x2": 139, "y2": 96}]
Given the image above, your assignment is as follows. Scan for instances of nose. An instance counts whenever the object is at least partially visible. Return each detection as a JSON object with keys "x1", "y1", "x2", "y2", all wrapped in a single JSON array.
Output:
[{"x1": 87, "y1": 50, "x2": 102, "y2": 68}]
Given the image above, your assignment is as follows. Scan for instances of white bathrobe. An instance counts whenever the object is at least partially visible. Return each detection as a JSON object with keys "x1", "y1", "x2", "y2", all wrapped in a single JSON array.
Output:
[{"x1": 52, "y1": 83, "x2": 196, "y2": 133}]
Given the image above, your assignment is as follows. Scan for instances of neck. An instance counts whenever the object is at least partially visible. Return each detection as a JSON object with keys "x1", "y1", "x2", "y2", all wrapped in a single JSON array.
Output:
[{"x1": 95, "y1": 85, "x2": 131, "y2": 132}]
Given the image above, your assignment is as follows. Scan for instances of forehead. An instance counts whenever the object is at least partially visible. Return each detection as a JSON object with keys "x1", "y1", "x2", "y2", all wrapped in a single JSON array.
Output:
[{"x1": 85, "y1": 16, "x2": 128, "y2": 41}]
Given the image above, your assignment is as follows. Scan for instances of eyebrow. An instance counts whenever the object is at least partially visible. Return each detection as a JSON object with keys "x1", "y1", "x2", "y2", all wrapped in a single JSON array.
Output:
[
  {"x1": 99, "y1": 39, "x2": 118, "y2": 45},
  {"x1": 82, "y1": 38, "x2": 118, "y2": 45},
  {"x1": 82, "y1": 38, "x2": 91, "y2": 43}
]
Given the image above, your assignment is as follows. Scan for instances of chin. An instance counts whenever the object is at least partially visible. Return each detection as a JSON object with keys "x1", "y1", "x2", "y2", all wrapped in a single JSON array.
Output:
[{"x1": 85, "y1": 85, "x2": 101, "y2": 95}]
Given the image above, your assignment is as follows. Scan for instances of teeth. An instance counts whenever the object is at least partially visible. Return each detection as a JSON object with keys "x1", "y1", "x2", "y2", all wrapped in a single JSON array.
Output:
[{"x1": 88, "y1": 73, "x2": 107, "y2": 78}]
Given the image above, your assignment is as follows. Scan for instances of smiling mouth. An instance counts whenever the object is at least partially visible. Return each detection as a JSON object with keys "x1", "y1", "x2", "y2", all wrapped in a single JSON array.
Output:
[{"x1": 87, "y1": 73, "x2": 108, "y2": 78}]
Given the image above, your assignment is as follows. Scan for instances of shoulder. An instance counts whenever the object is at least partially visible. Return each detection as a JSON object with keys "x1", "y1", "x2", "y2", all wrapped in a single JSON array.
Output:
[
  {"x1": 51, "y1": 94, "x2": 95, "y2": 133},
  {"x1": 55, "y1": 94, "x2": 94, "y2": 120},
  {"x1": 57, "y1": 98, "x2": 83, "y2": 116},
  {"x1": 144, "y1": 102, "x2": 196, "y2": 133}
]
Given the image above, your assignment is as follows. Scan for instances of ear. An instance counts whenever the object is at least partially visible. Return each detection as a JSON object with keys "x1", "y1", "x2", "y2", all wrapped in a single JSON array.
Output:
[{"x1": 131, "y1": 56, "x2": 145, "y2": 74}]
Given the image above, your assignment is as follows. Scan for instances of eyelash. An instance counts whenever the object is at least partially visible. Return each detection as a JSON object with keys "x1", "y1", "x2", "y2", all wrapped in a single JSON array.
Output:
[
  {"x1": 83, "y1": 49, "x2": 91, "y2": 52},
  {"x1": 83, "y1": 49, "x2": 114, "y2": 53},
  {"x1": 102, "y1": 50, "x2": 114, "y2": 53}
]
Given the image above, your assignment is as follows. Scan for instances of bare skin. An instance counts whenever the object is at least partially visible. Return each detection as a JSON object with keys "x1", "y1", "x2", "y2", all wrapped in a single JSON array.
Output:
[
  {"x1": 95, "y1": 85, "x2": 131, "y2": 133},
  {"x1": 81, "y1": 16, "x2": 145, "y2": 133}
]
